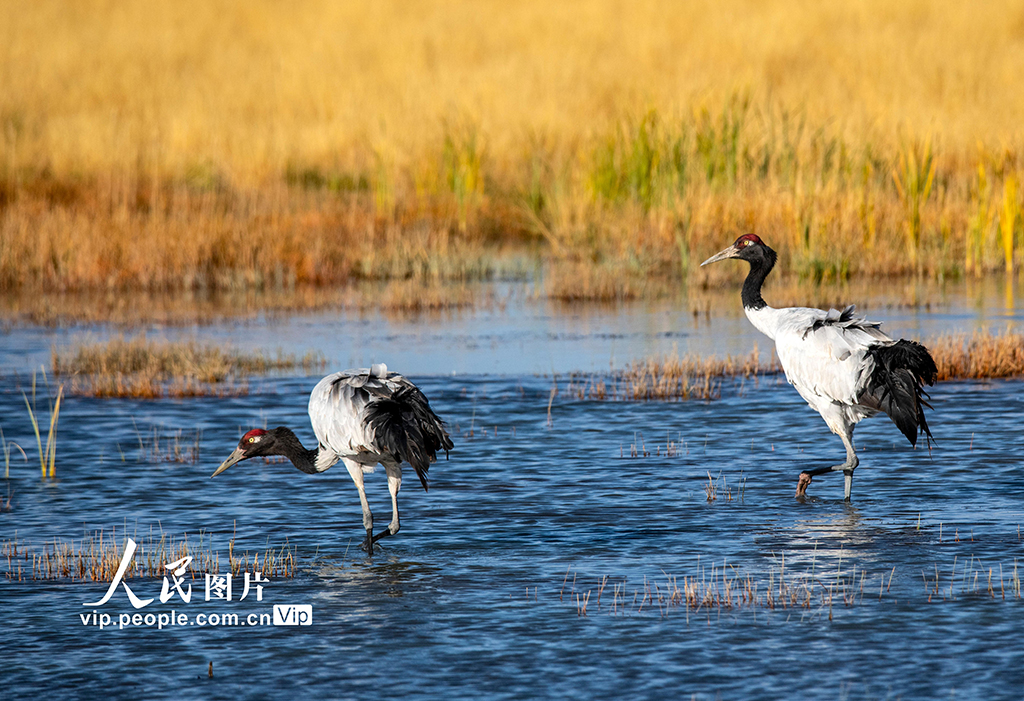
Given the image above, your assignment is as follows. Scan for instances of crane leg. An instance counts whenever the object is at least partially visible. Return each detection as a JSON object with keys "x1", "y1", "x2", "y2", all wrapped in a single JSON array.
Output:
[
  {"x1": 343, "y1": 458, "x2": 374, "y2": 555},
  {"x1": 797, "y1": 427, "x2": 858, "y2": 500},
  {"x1": 373, "y1": 464, "x2": 402, "y2": 545}
]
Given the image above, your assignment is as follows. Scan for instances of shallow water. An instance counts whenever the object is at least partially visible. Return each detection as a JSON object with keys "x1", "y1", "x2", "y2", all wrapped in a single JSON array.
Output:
[
  {"x1": 3, "y1": 283, "x2": 1024, "y2": 699},
  {"x1": 5, "y1": 274, "x2": 1024, "y2": 376}
]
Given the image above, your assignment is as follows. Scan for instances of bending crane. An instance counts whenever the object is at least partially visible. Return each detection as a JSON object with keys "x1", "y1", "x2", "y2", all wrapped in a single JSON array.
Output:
[{"x1": 212, "y1": 363, "x2": 453, "y2": 552}]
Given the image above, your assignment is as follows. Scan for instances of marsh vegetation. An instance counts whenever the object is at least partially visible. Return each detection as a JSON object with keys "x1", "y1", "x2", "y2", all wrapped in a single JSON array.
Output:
[
  {"x1": 3, "y1": 1, "x2": 1024, "y2": 311},
  {"x1": 51, "y1": 336, "x2": 325, "y2": 397},
  {"x1": 564, "y1": 329, "x2": 1024, "y2": 402},
  {"x1": 2, "y1": 528, "x2": 296, "y2": 581},
  {"x1": 4, "y1": 5, "x2": 1024, "y2": 698}
]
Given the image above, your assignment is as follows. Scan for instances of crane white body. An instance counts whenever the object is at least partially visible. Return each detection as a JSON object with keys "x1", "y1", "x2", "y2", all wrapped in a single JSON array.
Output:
[{"x1": 745, "y1": 305, "x2": 889, "y2": 438}]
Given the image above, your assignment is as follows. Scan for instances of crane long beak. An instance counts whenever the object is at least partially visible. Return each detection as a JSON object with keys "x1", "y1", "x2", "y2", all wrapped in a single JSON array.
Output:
[
  {"x1": 700, "y1": 244, "x2": 740, "y2": 267},
  {"x1": 211, "y1": 447, "x2": 245, "y2": 478}
]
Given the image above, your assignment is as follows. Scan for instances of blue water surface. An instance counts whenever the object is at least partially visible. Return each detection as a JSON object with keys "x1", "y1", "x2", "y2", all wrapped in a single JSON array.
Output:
[{"x1": 2, "y1": 284, "x2": 1023, "y2": 700}]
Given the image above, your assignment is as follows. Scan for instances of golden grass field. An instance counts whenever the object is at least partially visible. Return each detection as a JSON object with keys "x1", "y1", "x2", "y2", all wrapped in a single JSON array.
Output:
[{"x1": 3, "y1": 0, "x2": 1024, "y2": 298}]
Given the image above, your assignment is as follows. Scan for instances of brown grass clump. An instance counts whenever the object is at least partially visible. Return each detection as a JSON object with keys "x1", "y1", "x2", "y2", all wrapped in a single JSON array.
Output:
[
  {"x1": 543, "y1": 262, "x2": 674, "y2": 303},
  {"x1": 52, "y1": 336, "x2": 326, "y2": 397},
  {"x1": 568, "y1": 556, "x2": 1023, "y2": 617},
  {"x1": 567, "y1": 348, "x2": 778, "y2": 401},
  {"x1": 375, "y1": 279, "x2": 477, "y2": 312},
  {"x1": 0, "y1": 279, "x2": 494, "y2": 326},
  {"x1": 2, "y1": 528, "x2": 296, "y2": 582},
  {"x1": 565, "y1": 560, "x2": 866, "y2": 619},
  {"x1": 133, "y1": 424, "x2": 202, "y2": 464},
  {"x1": 928, "y1": 329, "x2": 1024, "y2": 381},
  {"x1": 571, "y1": 330, "x2": 1024, "y2": 405}
]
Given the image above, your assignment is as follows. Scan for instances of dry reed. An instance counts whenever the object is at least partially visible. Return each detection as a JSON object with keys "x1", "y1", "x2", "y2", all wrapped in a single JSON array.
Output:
[
  {"x1": 566, "y1": 558, "x2": 867, "y2": 619},
  {"x1": 567, "y1": 348, "x2": 778, "y2": 401},
  {"x1": 51, "y1": 336, "x2": 326, "y2": 397},
  {"x1": 621, "y1": 431, "x2": 687, "y2": 459},
  {"x1": 3, "y1": 2, "x2": 1024, "y2": 301},
  {"x1": 2, "y1": 528, "x2": 296, "y2": 582},
  {"x1": 567, "y1": 555, "x2": 1022, "y2": 618},
  {"x1": 133, "y1": 422, "x2": 202, "y2": 464},
  {"x1": 704, "y1": 471, "x2": 737, "y2": 502},
  {"x1": 570, "y1": 329, "x2": 1024, "y2": 405},
  {"x1": 928, "y1": 329, "x2": 1024, "y2": 380},
  {"x1": 922, "y1": 556, "x2": 1022, "y2": 603}
]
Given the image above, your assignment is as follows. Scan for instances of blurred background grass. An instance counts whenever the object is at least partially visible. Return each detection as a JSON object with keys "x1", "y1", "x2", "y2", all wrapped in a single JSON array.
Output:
[{"x1": 2, "y1": 0, "x2": 1024, "y2": 299}]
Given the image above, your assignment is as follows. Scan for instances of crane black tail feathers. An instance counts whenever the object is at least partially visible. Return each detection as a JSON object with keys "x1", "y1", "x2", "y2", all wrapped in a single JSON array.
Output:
[
  {"x1": 365, "y1": 387, "x2": 453, "y2": 491},
  {"x1": 865, "y1": 340, "x2": 938, "y2": 447}
]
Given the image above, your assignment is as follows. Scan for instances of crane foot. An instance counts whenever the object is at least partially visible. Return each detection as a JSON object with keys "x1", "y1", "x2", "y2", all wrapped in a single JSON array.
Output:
[
  {"x1": 362, "y1": 528, "x2": 374, "y2": 555},
  {"x1": 796, "y1": 472, "x2": 813, "y2": 498}
]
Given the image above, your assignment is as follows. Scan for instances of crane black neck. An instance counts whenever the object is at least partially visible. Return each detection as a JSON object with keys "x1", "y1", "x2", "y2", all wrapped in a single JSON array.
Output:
[
  {"x1": 267, "y1": 427, "x2": 321, "y2": 474},
  {"x1": 741, "y1": 245, "x2": 777, "y2": 311}
]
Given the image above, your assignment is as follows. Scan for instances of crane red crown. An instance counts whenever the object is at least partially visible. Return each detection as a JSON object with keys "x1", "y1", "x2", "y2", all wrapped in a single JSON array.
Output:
[
  {"x1": 241, "y1": 428, "x2": 269, "y2": 442},
  {"x1": 736, "y1": 234, "x2": 764, "y2": 246}
]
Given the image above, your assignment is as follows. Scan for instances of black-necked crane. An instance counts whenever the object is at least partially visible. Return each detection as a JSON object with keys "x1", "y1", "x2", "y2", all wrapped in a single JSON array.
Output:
[
  {"x1": 701, "y1": 234, "x2": 937, "y2": 500},
  {"x1": 212, "y1": 363, "x2": 453, "y2": 553}
]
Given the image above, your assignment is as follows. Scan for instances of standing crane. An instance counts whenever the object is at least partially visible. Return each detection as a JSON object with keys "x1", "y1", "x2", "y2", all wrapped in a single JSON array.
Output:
[
  {"x1": 212, "y1": 363, "x2": 453, "y2": 554},
  {"x1": 701, "y1": 234, "x2": 937, "y2": 500}
]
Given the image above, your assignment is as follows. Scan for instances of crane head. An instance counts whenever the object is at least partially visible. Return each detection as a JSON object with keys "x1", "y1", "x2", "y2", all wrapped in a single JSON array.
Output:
[
  {"x1": 700, "y1": 234, "x2": 768, "y2": 266},
  {"x1": 211, "y1": 428, "x2": 270, "y2": 477}
]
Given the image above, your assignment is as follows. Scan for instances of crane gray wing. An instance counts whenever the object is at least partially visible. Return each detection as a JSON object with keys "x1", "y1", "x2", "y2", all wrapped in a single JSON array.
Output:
[
  {"x1": 308, "y1": 367, "x2": 395, "y2": 458},
  {"x1": 774, "y1": 305, "x2": 892, "y2": 405},
  {"x1": 308, "y1": 366, "x2": 453, "y2": 488}
]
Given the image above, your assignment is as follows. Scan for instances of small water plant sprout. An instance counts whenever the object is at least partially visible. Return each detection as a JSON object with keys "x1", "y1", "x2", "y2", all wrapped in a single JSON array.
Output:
[{"x1": 21, "y1": 369, "x2": 64, "y2": 479}]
